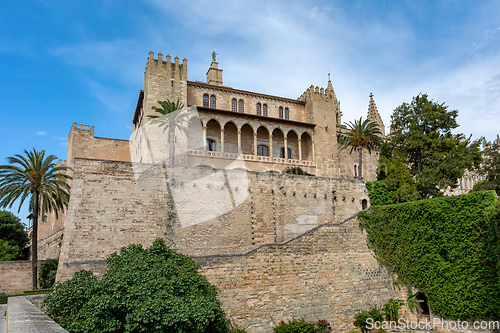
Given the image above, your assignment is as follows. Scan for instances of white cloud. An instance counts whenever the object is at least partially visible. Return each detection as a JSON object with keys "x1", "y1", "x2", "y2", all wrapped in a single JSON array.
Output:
[{"x1": 36, "y1": 131, "x2": 47, "y2": 136}]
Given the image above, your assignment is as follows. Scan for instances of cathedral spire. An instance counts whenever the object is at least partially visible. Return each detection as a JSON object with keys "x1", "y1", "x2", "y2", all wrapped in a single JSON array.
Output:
[{"x1": 367, "y1": 93, "x2": 385, "y2": 136}]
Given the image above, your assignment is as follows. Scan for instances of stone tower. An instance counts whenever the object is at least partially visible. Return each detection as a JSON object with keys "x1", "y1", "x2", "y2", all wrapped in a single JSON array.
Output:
[
  {"x1": 367, "y1": 93, "x2": 385, "y2": 136},
  {"x1": 143, "y1": 51, "x2": 188, "y2": 119},
  {"x1": 299, "y1": 79, "x2": 341, "y2": 177}
]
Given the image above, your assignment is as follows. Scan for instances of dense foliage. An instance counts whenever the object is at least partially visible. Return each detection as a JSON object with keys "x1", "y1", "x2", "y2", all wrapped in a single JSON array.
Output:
[
  {"x1": 473, "y1": 137, "x2": 500, "y2": 195},
  {"x1": 43, "y1": 239, "x2": 229, "y2": 333},
  {"x1": 365, "y1": 181, "x2": 393, "y2": 206},
  {"x1": 380, "y1": 94, "x2": 482, "y2": 201},
  {"x1": 358, "y1": 191, "x2": 500, "y2": 319},
  {"x1": 0, "y1": 210, "x2": 29, "y2": 260},
  {"x1": 39, "y1": 258, "x2": 59, "y2": 289},
  {"x1": 282, "y1": 167, "x2": 315, "y2": 176},
  {"x1": 273, "y1": 318, "x2": 332, "y2": 333}
]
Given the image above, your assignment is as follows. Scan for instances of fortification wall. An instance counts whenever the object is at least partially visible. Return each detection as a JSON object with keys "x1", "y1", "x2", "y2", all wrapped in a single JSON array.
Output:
[
  {"x1": 38, "y1": 229, "x2": 64, "y2": 260},
  {"x1": 196, "y1": 216, "x2": 395, "y2": 332},
  {"x1": 0, "y1": 261, "x2": 44, "y2": 294},
  {"x1": 67, "y1": 123, "x2": 131, "y2": 166},
  {"x1": 56, "y1": 158, "x2": 369, "y2": 281}
]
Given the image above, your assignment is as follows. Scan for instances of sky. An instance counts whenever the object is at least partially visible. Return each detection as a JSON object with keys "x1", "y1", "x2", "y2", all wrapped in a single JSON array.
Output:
[{"x1": 1, "y1": 0, "x2": 499, "y2": 225}]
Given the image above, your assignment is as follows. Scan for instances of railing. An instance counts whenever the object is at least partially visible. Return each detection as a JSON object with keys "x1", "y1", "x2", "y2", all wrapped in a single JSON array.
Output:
[{"x1": 187, "y1": 149, "x2": 315, "y2": 167}]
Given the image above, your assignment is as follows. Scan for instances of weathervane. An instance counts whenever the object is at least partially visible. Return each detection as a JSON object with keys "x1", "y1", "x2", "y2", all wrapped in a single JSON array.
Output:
[
  {"x1": 328, "y1": 73, "x2": 331, "y2": 81},
  {"x1": 212, "y1": 51, "x2": 218, "y2": 62}
]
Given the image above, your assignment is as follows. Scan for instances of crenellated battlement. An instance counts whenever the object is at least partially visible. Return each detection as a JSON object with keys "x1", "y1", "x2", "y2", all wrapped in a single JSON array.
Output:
[
  {"x1": 298, "y1": 80, "x2": 337, "y2": 102},
  {"x1": 146, "y1": 51, "x2": 187, "y2": 80},
  {"x1": 71, "y1": 122, "x2": 95, "y2": 136}
]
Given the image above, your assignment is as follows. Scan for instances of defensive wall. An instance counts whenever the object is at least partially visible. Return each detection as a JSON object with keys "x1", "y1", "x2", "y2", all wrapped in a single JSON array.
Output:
[
  {"x1": 0, "y1": 261, "x2": 45, "y2": 295},
  {"x1": 56, "y1": 157, "x2": 370, "y2": 281}
]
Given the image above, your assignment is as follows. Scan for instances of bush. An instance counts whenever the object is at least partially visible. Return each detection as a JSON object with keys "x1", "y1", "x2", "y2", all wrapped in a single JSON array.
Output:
[
  {"x1": 0, "y1": 293, "x2": 7, "y2": 304},
  {"x1": 43, "y1": 239, "x2": 230, "y2": 333},
  {"x1": 365, "y1": 181, "x2": 394, "y2": 206},
  {"x1": 39, "y1": 259, "x2": 58, "y2": 289},
  {"x1": 353, "y1": 306, "x2": 384, "y2": 333},
  {"x1": 282, "y1": 167, "x2": 315, "y2": 176},
  {"x1": 358, "y1": 191, "x2": 500, "y2": 319},
  {"x1": 273, "y1": 318, "x2": 332, "y2": 333}
]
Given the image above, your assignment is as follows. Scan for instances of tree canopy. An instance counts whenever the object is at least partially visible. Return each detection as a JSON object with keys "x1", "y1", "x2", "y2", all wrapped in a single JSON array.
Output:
[
  {"x1": 0, "y1": 210, "x2": 29, "y2": 260},
  {"x1": 473, "y1": 137, "x2": 500, "y2": 195},
  {"x1": 379, "y1": 94, "x2": 482, "y2": 201},
  {"x1": 43, "y1": 238, "x2": 230, "y2": 333}
]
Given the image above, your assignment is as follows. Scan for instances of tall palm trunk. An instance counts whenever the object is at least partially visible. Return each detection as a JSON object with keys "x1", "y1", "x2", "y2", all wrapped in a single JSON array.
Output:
[
  {"x1": 31, "y1": 189, "x2": 39, "y2": 289},
  {"x1": 169, "y1": 125, "x2": 175, "y2": 167},
  {"x1": 358, "y1": 148, "x2": 363, "y2": 181}
]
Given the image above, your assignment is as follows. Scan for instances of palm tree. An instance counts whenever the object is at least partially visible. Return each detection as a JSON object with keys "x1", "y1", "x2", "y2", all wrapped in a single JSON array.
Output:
[
  {"x1": 0, "y1": 149, "x2": 72, "y2": 289},
  {"x1": 339, "y1": 117, "x2": 383, "y2": 180},
  {"x1": 148, "y1": 99, "x2": 190, "y2": 166}
]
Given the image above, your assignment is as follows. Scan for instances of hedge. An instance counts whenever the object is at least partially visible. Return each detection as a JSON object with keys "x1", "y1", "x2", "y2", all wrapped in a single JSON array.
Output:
[{"x1": 358, "y1": 190, "x2": 500, "y2": 319}]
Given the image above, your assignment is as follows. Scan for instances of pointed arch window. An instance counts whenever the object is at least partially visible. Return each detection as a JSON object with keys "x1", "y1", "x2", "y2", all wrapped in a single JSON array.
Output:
[
  {"x1": 263, "y1": 104, "x2": 268, "y2": 117},
  {"x1": 203, "y1": 94, "x2": 209, "y2": 107},
  {"x1": 238, "y1": 99, "x2": 244, "y2": 113},
  {"x1": 210, "y1": 95, "x2": 216, "y2": 108},
  {"x1": 232, "y1": 99, "x2": 237, "y2": 112},
  {"x1": 279, "y1": 107, "x2": 283, "y2": 119},
  {"x1": 256, "y1": 103, "x2": 261, "y2": 116},
  {"x1": 284, "y1": 107, "x2": 289, "y2": 120}
]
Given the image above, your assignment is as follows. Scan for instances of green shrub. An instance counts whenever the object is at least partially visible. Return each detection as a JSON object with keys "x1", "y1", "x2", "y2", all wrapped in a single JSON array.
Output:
[
  {"x1": 0, "y1": 293, "x2": 7, "y2": 304},
  {"x1": 22, "y1": 288, "x2": 53, "y2": 295},
  {"x1": 273, "y1": 318, "x2": 332, "y2": 333},
  {"x1": 358, "y1": 191, "x2": 500, "y2": 319},
  {"x1": 43, "y1": 238, "x2": 229, "y2": 333},
  {"x1": 383, "y1": 299, "x2": 404, "y2": 321},
  {"x1": 39, "y1": 259, "x2": 58, "y2": 289},
  {"x1": 365, "y1": 181, "x2": 394, "y2": 206},
  {"x1": 353, "y1": 306, "x2": 384, "y2": 333},
  {"x1": 282, "y1": 167, "x2": 315, "y2": 176}
]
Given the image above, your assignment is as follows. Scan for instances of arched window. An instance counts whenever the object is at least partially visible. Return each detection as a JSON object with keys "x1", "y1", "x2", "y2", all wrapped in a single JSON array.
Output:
[
  {"x1": 354, "y1": 165, "x2": 358, "y2": 178},
  {"x1": 231, "y1": 99, "x2": 237, "y2": 112},
  {"x1": 263, "y1": 104, "x2": 268, "y2": 117},
  {"x1": 256, "y1": 103, "x2": 261, "y2": 116},
  {"x1": 279, "y1": 107, "x2": 283, "y2": 119},
  {"x1": 361, "y1": 199, "x2": 368, "y2": 210},
  {"x1": 280, "y1": 148, "x2": 291, "y2": 159},
  {"x1": 206, "y1": 139, "x2": 217, "y2": 152},
  {"x1": 210, "y1": 95, "x2": 216, "y2": 108},
  {"x1": 203, "y1": 94, "x2": 209, "y2": 107},
  {"x1": 257, "y1": 145, "x2": 269, "y2": 157},
  {"x1": 284, "y1": 107, "x2": 289, "y2": 120},
  {"x1": 238, "y1": 99, "x2": 244, "y2": 113}
]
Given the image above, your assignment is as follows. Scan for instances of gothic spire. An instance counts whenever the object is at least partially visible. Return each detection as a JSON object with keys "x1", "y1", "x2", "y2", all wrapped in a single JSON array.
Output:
[{"x1": 367, "y1": 93, "x2": 385, "y2": 136}]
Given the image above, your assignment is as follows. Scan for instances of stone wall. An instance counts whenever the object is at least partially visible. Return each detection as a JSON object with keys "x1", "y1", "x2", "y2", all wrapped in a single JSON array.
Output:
[
  {"x1": 38, "y1": 229, "x2": 64, "y2": 260},
  {"x1": 0, "y1": 261, "x2": 44, "y2": 294},
  {"x1": 195, "y1": 216, "x2": 395, "y2": 332},
  {"x1": 56, "y1": 158, "x2": 369, "y2": 281}
]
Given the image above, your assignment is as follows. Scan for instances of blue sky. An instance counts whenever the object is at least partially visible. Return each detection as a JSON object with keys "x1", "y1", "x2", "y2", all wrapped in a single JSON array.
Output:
[{"x1": 1, "y1": 0, "x2": 499, "y2": 225}]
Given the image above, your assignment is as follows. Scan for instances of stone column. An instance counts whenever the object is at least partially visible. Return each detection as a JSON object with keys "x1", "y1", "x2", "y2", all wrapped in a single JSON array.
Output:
[
  {"x1": 254, "y1": 132, "x2": 258, "y2": 158},
  {"x1": 284, "y1": 136, "x2": 288, "y2": 163},
  {"x1": 237, "y1": 129, "x2": 242, "y2": 154},
  {"x1": 203, "y1": 126, "x2": 207, "y2": 152},
  {"x1": 269, "y1": 134, "x2": 273, "y2": 162},
  {"x1": 220, "y1": 129, "x2": 225, "y2": 153},
  {"x1": 298, "y1": 138, "x2": 302, "y2": 162}
]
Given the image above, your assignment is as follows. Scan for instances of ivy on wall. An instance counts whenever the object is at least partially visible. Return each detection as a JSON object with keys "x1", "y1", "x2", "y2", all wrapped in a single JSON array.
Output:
[
  {"x1": 365, "y1": 181, "x2": 394, "y2": 206},
  {"x1": 358, "y1": 191, "x2": 500, "y2": 319}
]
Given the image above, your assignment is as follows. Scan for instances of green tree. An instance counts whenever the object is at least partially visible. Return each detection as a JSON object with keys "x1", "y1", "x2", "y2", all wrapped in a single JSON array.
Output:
[
  {"x1": 473, "y1": 137, "x2": 500, "y2": 195},
  {"x1": 338, "y1": 117, "x2": 383, "y2": 180},
  {"x1": 39, "y1": 258, "x2": 59, "y2": 289},
  {"x1": 387, "y1": 93, "x2": 482, "y2": 199},
  {"x1": 148, "y1": 99, "x2": 189, "y2": 167},
  {"x1": 44, "y1": 239, "x2": 229, "y2": 333},
  {"x1": 0, "y1": 210, "x2": 29, "y2": 259},
  {"x1": 0, "y1": 239, "x2": 19, "y2": 261},
  {"x1": 0, "y1": 149, "x2": 72, "y2": 289}
]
